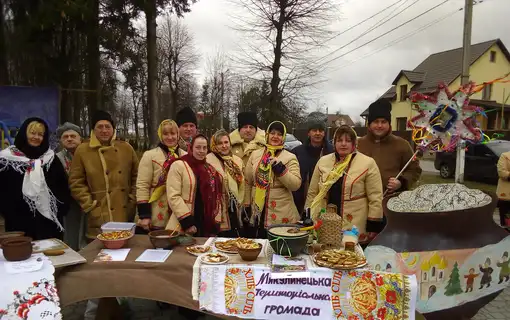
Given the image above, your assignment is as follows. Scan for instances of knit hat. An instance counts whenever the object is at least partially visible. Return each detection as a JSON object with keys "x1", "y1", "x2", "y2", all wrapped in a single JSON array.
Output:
[
  {"x1": 56, "y1": 122, "x2": 82, "y2": 138},
  {"x1": 367, "y1": 99, "x2": 392, "y2": 124},
  {"x1": 176, "y1": 107, "x2": 197, "y2": 127},
  {"x1": 305, "y1": 111, "x2": 327, "y2": 131},
  {"x1": 238, "y1": 111, "x2": 258, "y2": 129},
  {"x1": 92, "y1": 110, "x2": 115, "y2": 128}
]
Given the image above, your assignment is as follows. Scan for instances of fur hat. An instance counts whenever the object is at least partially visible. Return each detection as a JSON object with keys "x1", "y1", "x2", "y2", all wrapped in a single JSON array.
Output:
[
  {"x1": 92, "y1": 110, "x2": 115, "y2": 128},
  {"x1": 305, "y1": 112, "x2": 327, "y2": 131},
  {"x1": 176, "y1": 107, "x2": 197, "y2": 127},
  {"x1": 367, "y1": 99, "x2": 392, "y2": 124},
  {"x1": 56, "y1": 122, "x2": 82, "y2": 138},
  {"x1": 238, "y1": 111, "x2": 258, "y2": 129}
]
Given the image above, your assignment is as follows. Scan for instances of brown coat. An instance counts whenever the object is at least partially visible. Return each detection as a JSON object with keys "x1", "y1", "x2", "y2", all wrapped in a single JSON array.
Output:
[
  {"x1": 497, "y1": 151, "x2": 510, "y2": 200},
  {"x1": 244, "y1": 148, "x2": 301, "y2": 227},
  {"x1": 305, "y1": 152, "x2": 383, "y2": 237},
  {"x1": 206, "y1": 153, "x2": 244, "y2": 231},
  {"x1": 230, "y1": 128, "x2": 266, "y2": 165},
  {"x1": 136, "y1": 147, "x2": 187, "y2": 228},
  {"x1": 357, "y1": 132, "x2": 421, "y2": 192},
  {"x1": 69, "y1": 133, "x2": 139, "y2": 239}
]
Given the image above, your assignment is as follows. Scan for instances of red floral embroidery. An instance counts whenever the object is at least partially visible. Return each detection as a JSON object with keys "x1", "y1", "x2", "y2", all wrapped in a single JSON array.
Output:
[
  {"x1": 348, "y1": 271, "x2": 357, "y2": 277},
  {"x1": 282, "y1": 218, "x2": 289, "y2": 224},
  {"x1": 386, "y1": 290, "x2": 397, "y2": 303},
  {"x1": 270, "y1": 200, "x2": 277, "y2": 208},
  {"x1": 157, "y1": 213, "x2": 164, "y2": 221},
  {"x1": 158, "y1": 201, "x2": 164, "y2": 208},
  {"x1": 377, "y1": 307, "x2": 387, "y2": 319},
  {"x1": 362, "y1": 271, "x2": 373, "y2": 279},
  {"x1": 366, "y1": 316, "x2": 374, "y2": 320},
  {"x1": 348, "y1": 315, "x2": 359, "y2": 320},
  {"x1": 359, "y1": 233, "x2": 367, "y2": 241},
  {"x1": 0, "y1": 309, "x2": 6, "y2": 315},
  {"x1": 502, "y1": 193, "x2": 507, "y2": 197},
  {"x1": 32, "y1": 282, "x2": 38, "y2": 286},
  {"x1": 346, "y1": 214, "x2": 353, "y2": 222},
  {"x1": 271, "y1": 213, "x2": 277, "y2": 221},
  {"x1": 229, "y1": 268, "x2": 241, "y2": 274},
  {"x1": 375, "y1": 275, "x2": 384, "y2": 286},
  {"x1": 13, "y1": 291, "x2": 19, "y2": 295}
]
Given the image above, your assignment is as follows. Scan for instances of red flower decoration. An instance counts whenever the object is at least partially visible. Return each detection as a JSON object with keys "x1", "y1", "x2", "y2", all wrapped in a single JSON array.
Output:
[
  {"x1": 33, "y1": 282, "x2": 38, "y2": 286},
  {"x1": 270, "y1": 200, "x2": 277, "y2": 208},
  {"x1": 376, "y1": 275, "x2": 384, "y2": 286},
  {"x1": 0, "y1": 309, "x2": 6, "y2": 315},
  {"x1": 348, "y1": 315, "x2": 359, "y2": 320},
  {"x1": 13, "y1": 291, "x2": 19, "y2": 295},
  {"x1": 271, "y1": 213, "x2": 277, "y2": 221},
  {"x1": 346, "y1": 214, "x2": 353, "y2": 222},
  {"x1": 377, "y1": 307, "x2": 387, "y2": 319},
  {"x1": 282, "y1": 218, "x2": 289, "y2": 224},
  {"x1": 158, "y1": 201, "x2": 164, "y2": 208},
  {"x1": 366, "y1": 316, "x2": 374, "y2": 320},
  {"x1": 386, "y1": 290, "x2": 397, "y2": 304},
  {"x1": 157, "y1": 213, "x2": 164, "y2": 221},
  {"x1": 363, "y1": 271, "x2": 373, "y2": 279},
  {"x1": 349, "y1": 271, "x2": 357, "y2": 277}
]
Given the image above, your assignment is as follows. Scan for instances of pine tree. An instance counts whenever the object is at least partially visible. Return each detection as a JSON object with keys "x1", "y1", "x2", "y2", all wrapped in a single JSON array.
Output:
[{"x1": 444, "y1": 262, "x2": 463, "y2": 296}]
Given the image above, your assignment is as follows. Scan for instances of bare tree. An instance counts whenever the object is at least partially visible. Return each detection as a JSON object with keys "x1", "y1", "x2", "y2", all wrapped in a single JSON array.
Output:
[
  {"x1": 231, "y1": 0, "x2": 336, "y2": 120},
  {"x1": 205, "y1": 49, "x2": 230, "y2": 129},
  {"x1": 159, "y1": 14, "x2": 200, "y2": 119}
]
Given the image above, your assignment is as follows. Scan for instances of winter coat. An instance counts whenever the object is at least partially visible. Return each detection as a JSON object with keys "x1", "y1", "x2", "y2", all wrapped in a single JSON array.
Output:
[
  {"x1": 497, "y1": 152, "x2": 510, "y2": 200},
  {"x1": 230, "y1": 128, "x2": 266, "y2": 165},
  {"x1": 69, "y1": 133, "x2": 139, "y2": 239},
  {"x1": 292, "y1": 138, "x2": 334, "y2": 214},
  {"x1": 136, "y1": 147, "x2": 187, "y2": 228},
  {"x1": 244, "y1": 148, "x2": 302, "y2": 227},
  {"x1": 305, "y1": 152, "x2": 383, "y2": 238}
]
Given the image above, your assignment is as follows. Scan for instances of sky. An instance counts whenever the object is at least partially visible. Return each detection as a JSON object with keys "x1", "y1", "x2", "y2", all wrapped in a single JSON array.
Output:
[{"x1": 179, "y1": 0, "x2": 510, "y2": 121}]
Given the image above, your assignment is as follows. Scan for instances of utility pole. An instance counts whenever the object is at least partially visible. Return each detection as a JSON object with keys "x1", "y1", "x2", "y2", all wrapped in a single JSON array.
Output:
[{"x1": 455, "y1": 0, "x2": 473, "y2": 183}]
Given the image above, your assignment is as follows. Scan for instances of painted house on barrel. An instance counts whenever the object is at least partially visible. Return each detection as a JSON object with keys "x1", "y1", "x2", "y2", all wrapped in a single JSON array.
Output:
[{"x1": 361, "y1": 39, "x2": 510, "y2": 131}]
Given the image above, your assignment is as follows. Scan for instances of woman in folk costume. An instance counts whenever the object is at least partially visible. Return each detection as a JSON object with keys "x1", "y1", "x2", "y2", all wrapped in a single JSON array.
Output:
[
  {"x1": 305, "y1": 125, "x2": 383, "y2": 245},
  {"x1": 136, "y1": 120, "x2": 187, "y2": 232},
  {"x1": 244, "y1": 121, "x2": 302, "y2": 238},
  {"x1": 207, "y1": 129, "x2": 245, "y2": 237},
  {"x1": 0, "y1": 118, "x2": 70, "y2": 240},
  {"x1": 165, "y1": 134, "x2": 223, "y2": 236}
]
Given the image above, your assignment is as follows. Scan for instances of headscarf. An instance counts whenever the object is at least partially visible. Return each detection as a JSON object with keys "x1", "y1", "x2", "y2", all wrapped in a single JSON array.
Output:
[
  {"x1": 0, "y1": 118, "x2": 63, "y2": 230},
  {"x1": 210, "y1": 130, "x2": 244, "y2": 204},
  {"x1": 310, "y1": 125, "x2": 358, "y2": 210},
  {"x1": 179, "y1": 135, "x2": 223, "y2": 236},
  {"x1": 254, "y1": 121, "x2": 286, "y2": 215},
  {"x1": 149, "y1": 119, "x2": 180, "y2": 203}
]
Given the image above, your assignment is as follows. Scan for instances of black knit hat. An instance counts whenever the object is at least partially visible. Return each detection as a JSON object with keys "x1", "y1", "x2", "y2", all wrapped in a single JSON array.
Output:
[
  {"x1": 92, "y1": 110, "x2": 115, "y2": 128},
  {"x1": 238, "y1": 111, "x2": 258, "y2": 129},
  {"x1": 367, "y1": 99, "x2": 392, "y2": 124},
  {"x1": 176, "y1": 107, "x2": 197, "y2": 127}
]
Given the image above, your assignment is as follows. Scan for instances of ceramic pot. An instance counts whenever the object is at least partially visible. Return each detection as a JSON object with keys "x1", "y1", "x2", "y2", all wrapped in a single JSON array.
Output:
[
  {"x1": 2, "y1": 236, "x2": 33, "y2": 261},
  {"x1": 365, "y1": 187, "x2": 509, "y2": 320},
  {"x1": 267, "y1": 224, "x2": 309, "y2": 257}
]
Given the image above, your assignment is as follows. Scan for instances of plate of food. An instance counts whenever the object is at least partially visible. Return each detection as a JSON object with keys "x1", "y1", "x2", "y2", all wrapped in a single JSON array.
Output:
[
  {"x1": 186, "y1": 245, "x2": 211, "y2": 256},
  {"x1": 214, "y1": 238, "x2": 258, "y2": 254},
  {"x1": 200, "y1": 252, "x2": 230, "y2": 265},
  {"x1": 312, "y1": 248, "x2": 367, "y2": 270}
]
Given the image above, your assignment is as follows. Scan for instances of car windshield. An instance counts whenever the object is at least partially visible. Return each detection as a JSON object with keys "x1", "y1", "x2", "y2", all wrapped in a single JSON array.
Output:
[
  {"x1": 487, "y1": 141, "x2": 510, "y2": 156},
  {"x1": 286, "y1": 134, "x2": 297, "y2": 142}
]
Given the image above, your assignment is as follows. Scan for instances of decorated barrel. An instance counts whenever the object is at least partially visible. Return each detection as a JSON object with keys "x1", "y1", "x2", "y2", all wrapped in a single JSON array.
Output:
[{"x1": 365, "y1": 184, "x2": 510, "y2": 320}]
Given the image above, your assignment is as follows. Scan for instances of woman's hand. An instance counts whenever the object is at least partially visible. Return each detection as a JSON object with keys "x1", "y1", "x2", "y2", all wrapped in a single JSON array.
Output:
[
  {"x1": 185, "y1": 226, "x2": 197, "y2": 235},
  {"x1": 137, "y1": 218, "x2": 151, "y2": 231}
]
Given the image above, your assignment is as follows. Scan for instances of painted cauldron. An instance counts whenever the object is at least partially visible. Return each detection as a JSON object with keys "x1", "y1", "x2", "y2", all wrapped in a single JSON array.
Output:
[{"x1": 365, "y1": 184, "x2": 510, "y2": 320}]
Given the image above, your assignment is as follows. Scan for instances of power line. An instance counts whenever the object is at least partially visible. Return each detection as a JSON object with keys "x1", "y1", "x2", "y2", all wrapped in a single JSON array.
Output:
[{"x1": 313, "y1": 0, "x2": 451, "y2": 69}]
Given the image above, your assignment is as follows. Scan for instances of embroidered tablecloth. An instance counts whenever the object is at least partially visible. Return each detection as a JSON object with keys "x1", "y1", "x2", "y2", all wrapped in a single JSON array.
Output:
[{"x1": 0, "y1": 252, "x2": 61, "y2": 320}]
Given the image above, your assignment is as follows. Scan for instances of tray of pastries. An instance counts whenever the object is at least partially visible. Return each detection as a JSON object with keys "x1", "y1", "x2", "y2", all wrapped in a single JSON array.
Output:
[
  {"x1": 186, "y1": 245, "x2": 211, "y2": 256},
  {"x1": 200, "y1": 252, "x2": 230, "y2": 264},
  {"x1": 312, "y1": 248, "x2": 367, "y2": 270},
  {"x1": 214, "y1": 238, "x2": 258, "y2": 254}
]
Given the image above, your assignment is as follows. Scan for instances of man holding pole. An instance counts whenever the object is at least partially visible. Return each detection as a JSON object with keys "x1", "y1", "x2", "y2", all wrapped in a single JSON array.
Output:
[{"x1": 358, "y1": 99, "x2": 422, "y2": 195}]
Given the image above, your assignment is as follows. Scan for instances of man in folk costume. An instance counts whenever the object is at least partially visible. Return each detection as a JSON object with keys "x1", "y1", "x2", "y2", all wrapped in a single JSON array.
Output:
[
  {"x1": 229, "y1": 111, "x2": 266, "y2": 165},
  {"x1": 69, "y1": 110, "x2": 139, "y2": 240},
  {"x1": 56, "y1": 122, "x2": 85, "y2": 250},
  {"x1": 292, "y1": 112, "x2": 334, "y2": 214},
  {"x1": 358, "y1": 99, "x2": 422, "y2": 194},
  {"x1": 175, "y1": 106, "x2": 198, "y2": 152}
]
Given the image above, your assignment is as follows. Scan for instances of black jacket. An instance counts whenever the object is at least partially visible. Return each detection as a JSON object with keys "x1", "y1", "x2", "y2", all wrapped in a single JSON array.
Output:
[{"x1": 292, "y1": 138, "x2": 334, "y2": 215}]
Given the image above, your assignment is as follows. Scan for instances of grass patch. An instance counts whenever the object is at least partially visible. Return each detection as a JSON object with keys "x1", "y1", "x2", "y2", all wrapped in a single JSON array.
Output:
[{"x1": 414, "y1": 173, "x2": 497, "y2": 193}]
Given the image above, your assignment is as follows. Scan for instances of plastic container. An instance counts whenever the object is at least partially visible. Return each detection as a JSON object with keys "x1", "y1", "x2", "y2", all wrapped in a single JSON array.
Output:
[{"x1": 101, "y1": 222, "x2": 136, "y2": 234}]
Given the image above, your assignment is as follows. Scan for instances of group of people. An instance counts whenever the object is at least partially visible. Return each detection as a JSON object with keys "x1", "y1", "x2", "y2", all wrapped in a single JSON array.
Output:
[{"x1": 0, "y1": 99, "x2": 423, "y2": 250}]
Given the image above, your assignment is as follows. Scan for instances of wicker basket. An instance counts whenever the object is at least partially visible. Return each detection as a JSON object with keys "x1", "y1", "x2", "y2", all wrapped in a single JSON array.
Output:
[{"x1": 317, "y1": 204, "x2": 343, "y2": 248}]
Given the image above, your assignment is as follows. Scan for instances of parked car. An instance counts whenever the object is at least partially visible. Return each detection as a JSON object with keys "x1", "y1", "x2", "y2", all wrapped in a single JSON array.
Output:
[
  {"x1": 284, "y1": 134, "x2": 302, "y2": 151},
  {"x1": 434, "y1": 140, "x2": 510, "y2": 185}
]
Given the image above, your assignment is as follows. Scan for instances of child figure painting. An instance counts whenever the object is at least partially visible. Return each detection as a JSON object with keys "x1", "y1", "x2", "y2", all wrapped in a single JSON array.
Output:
[{"x1": 463, "y1": 268, "x2": 479, "y2": 293}]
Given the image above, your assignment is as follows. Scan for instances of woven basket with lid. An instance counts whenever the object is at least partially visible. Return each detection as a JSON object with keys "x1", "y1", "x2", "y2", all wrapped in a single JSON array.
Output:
[{"x1": 317, "y1": 204, "x2": 343, "y2": 248}]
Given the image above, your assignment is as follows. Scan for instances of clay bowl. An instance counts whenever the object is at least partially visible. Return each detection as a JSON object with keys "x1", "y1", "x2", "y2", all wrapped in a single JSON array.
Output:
[
  {"x1": 97, "y1": 231, "x2": 134, "y2": 249},
  {"x1": 148, "y1": 229, "x2": 180, "y2": 249},
  {"x1": 2, "y1": 236, "x2": 33, "y2": 261},
  {"x1": 0, "y1": 231, "x2": 25, "y2": 248},
  {"x1": 237, "y1": 243, "x2": 263, "y2": 261}
]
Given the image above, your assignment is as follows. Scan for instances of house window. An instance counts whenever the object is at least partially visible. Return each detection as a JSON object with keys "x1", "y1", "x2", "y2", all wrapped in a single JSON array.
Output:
[
  {"x1": 439, "y1": 271, "x2": 444, "y2": 280},
  {"x1": 431, "y1": 267, "x2": 436, "y2": 277},
  {"x1": 423, "y1": 272, "x2": 428, "y2": 281},
  {"x1": 490, "y1": 51, "x2": 496, "y2": 62},
  {"x1": 396, "y1": 117, "x2": 407, "y2": 131},
  {"x1": 400, "y1": 85, "x2": 408, "y2": 102},
  {"x1": 482, "y1": 83, "x2": 493, "y2": 100}
]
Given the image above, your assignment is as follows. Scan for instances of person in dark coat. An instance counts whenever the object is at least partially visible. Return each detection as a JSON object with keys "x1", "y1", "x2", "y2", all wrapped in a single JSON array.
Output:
[
  {"x1": 292, "y1": 112, "x2": 334, "y2": 215},
  {"x1": 0, "y1": 117, "x2": 71, "y2": 240}
]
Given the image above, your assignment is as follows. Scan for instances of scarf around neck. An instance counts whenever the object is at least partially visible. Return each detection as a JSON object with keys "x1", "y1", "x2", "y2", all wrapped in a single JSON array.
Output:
[
  {"x1": 149, "y1": 142, "x2": 179, "y2": 203},
  {"x1": 0, "y1": 146, "x2": 63, "y2": 230},
  {"x1": 254, "y1": 144, "x2": 283, "y2": 215}
]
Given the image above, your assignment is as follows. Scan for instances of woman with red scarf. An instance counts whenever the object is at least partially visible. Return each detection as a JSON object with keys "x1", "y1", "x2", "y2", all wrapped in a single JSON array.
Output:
[{"x1": 165, "y1": 134, "x2": 223, "y2": 236}]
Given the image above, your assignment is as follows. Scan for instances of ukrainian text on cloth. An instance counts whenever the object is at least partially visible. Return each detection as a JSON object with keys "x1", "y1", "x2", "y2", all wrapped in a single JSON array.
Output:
[{"x1": 199, "y1": 264, "x2": 418, "y2": 320}]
